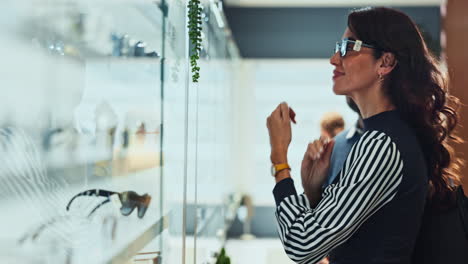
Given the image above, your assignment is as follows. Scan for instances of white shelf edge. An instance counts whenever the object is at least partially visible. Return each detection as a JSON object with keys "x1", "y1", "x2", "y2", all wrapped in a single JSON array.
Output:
[{"x1": 107, "y1": 213, "x2": 169, "y2": 264}]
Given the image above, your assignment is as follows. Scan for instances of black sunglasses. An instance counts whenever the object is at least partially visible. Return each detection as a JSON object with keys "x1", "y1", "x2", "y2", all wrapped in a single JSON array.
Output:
[
  {"x1": 334, "y1": 38, "x2": 378, "y2": 57},
  {"x1": 66, "y1": 189, "x2": 151, "y2": 218}
]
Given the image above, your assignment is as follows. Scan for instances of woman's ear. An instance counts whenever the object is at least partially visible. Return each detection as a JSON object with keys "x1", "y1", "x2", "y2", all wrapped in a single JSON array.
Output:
[{"x1": 379, "y1": 52, "x2": 398, "y2": 76}]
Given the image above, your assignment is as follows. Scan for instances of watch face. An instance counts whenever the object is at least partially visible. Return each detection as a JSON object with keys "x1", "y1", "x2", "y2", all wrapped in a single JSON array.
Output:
[{"x1": 271, "y1": 164, "x2": 276, "y2": 176}]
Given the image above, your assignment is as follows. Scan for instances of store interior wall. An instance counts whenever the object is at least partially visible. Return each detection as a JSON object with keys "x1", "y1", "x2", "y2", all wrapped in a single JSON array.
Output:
[{"x1": 224, "y1": 6, "x2": 441, "y2": 58}]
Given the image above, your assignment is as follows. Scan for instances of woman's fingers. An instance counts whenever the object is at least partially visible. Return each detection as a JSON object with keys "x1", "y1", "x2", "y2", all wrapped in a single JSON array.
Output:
[
  {"x1": 307, "y1": 141, "x2": 321, "y2": 160},
  {"x1": 279, "y1": 102, "x2": 289, "y2": 121},
  {"x1": 322, "y1": 139, "x2": 335, "y2": 162},
  {"x1": 269, "y1": 104, "x2": 281, "y2": 120},
  {"x1": 315, "y1": 140, "x2": 326, "y2": 160},
  {"x1": 315, "y1": 140, "x2": 324, "y2": 156},
  {"x1": 306, "y1": 138, "x2": 333, "y2": 161},
  {"x1": 320, "y1": 136, "x2": 330, "y2": 145},
  {"x1": 269, "y1": 103, "x2": 296, "y2": 124},
  {"x1": 267, "y1": 104, "x2": 282, "y2": 127},
  {"x1": 306, "y1": 142, "x2": 314, "y2": 160}
]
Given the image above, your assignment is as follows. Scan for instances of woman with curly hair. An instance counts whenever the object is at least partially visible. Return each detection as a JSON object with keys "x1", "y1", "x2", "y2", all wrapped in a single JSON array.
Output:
[{"x1": 266, "y1": 7, "x2": 464, "y2": 264}]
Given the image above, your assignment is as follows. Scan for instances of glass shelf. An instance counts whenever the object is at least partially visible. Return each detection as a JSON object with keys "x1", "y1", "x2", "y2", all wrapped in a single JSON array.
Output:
[
  {"x1": 0, "y1": 0, "x2": 240, "y2": 263},
  {"x1": 17, "y1": 0, "x2": 163, "y2": 61}
]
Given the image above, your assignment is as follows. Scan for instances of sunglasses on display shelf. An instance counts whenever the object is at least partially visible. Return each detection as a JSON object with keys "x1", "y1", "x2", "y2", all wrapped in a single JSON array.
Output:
[
  {"x1": 334, "y1": 38, "x2": 379, "y2": 57},
  {"x1": 66, "y1": 189, "x2": 151, "y2": 219}
]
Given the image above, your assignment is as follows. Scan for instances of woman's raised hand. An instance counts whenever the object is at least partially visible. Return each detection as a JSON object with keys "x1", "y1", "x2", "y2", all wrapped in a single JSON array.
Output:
[
  {"x1": 266, "y1": 102, "x2": 296, "y2": 164},
  {"x1": 301, "y1": 137, "x2": 335, "y2": 204}
]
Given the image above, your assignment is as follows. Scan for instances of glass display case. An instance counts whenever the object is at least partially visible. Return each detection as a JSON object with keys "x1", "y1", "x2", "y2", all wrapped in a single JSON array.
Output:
[
  {"x1": 185, "y1": 1, "x2": 242, "y2": 263},
  {"x1": 0, "y1": 0, "x2": 240, "y2": 263}
]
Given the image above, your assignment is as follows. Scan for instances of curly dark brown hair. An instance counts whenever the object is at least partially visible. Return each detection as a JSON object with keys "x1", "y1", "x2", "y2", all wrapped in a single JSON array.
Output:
[{"x1": 348, "y1": 7, "x2": 463, "y2": 207}]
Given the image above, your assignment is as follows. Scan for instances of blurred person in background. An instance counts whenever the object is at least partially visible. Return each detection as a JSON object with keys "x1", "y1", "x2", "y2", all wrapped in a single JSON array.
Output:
[
  {"x1": 319, "y1": 112, "x2": 345, "y2": 139},
  {"x1": 324, "y1": 97, "x2": 363, "y2": 188},
  {"x1": 267, "y1": 7, "x2": 464, "y2": 264}
]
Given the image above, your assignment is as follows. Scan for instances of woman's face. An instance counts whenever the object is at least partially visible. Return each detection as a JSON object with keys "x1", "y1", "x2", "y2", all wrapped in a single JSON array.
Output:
[{"x1": 330, "y1": 28, "x2": 380, "y2": 96}]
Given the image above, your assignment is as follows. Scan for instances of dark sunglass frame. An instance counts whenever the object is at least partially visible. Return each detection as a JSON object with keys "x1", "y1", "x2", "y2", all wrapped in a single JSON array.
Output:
[
  {"x1": 335, "y1": 38, "x2": 378, "y2": 57},
  {"x1": 66, "y1": 189, "x2": 151, "y2": 218}
]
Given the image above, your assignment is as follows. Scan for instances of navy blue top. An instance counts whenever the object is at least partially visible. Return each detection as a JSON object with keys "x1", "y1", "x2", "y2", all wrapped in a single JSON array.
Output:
[{"x1": 273, "y1": 110, "x2": 428, "y2": 264}]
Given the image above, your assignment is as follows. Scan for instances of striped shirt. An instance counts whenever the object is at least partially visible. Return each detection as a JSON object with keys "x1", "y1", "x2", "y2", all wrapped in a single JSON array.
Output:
[{"x1": 273, "y1": 110, "x2": 428, "y2": 264}]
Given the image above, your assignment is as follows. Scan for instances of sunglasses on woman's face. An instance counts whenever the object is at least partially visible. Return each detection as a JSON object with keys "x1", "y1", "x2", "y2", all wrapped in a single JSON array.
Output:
[
  {"x1": 66, "y1": 189, "x2": 152, "y2": 218},
  {"x1": 334, "y1": 38, "x2": 378, "y2": 57}
]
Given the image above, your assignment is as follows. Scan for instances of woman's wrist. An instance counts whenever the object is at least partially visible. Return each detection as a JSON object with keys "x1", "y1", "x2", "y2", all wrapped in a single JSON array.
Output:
[
  {"x1": 275, "y1": 169, "x2": 291, "y2": 183},
  {"x1": 270, "y1": 148, "x2": 288, "y2": 164}
]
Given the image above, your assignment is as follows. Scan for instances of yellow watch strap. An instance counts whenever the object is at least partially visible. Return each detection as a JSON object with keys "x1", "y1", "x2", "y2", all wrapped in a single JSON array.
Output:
[{"x1": 274, "y1": 163, "x2": 291, "y2": 173}]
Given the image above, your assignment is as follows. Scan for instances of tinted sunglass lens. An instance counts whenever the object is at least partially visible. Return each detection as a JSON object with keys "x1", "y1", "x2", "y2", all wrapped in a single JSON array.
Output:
[
  {"x1": 341, "y1": 40, "x2": 347, "y2": 57},
  {"x1": 137, "y1": 205, "x2": 148, "y2": 219},
  {"x1": 120, "y1": 206, "x2": 135, "y2": 216}
]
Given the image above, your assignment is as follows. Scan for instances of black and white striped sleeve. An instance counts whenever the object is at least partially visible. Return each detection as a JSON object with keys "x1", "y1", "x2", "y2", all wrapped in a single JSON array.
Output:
[{"x1": 272, "y1": 131, "x2": 403, "y2": 264}]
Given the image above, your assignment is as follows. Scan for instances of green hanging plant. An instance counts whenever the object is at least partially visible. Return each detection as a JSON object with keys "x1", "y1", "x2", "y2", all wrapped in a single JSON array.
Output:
[
  {"x1": 187, "y1": 0, "x2": 202, "y2": 82},
  {"x1": 215, "y1": 248, "x2": 231, "y2": 264}
]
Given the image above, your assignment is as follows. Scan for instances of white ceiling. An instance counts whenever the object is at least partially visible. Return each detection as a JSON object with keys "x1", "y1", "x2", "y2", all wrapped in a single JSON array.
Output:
[{"x1": 224, "y1": 0, "x2": 442, "y2": 7}]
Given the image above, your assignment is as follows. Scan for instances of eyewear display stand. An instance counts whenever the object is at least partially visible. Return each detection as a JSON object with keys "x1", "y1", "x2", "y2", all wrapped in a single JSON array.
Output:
[{"x1": 0, "y1": 0, "x2": 240, "y2": 263}]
